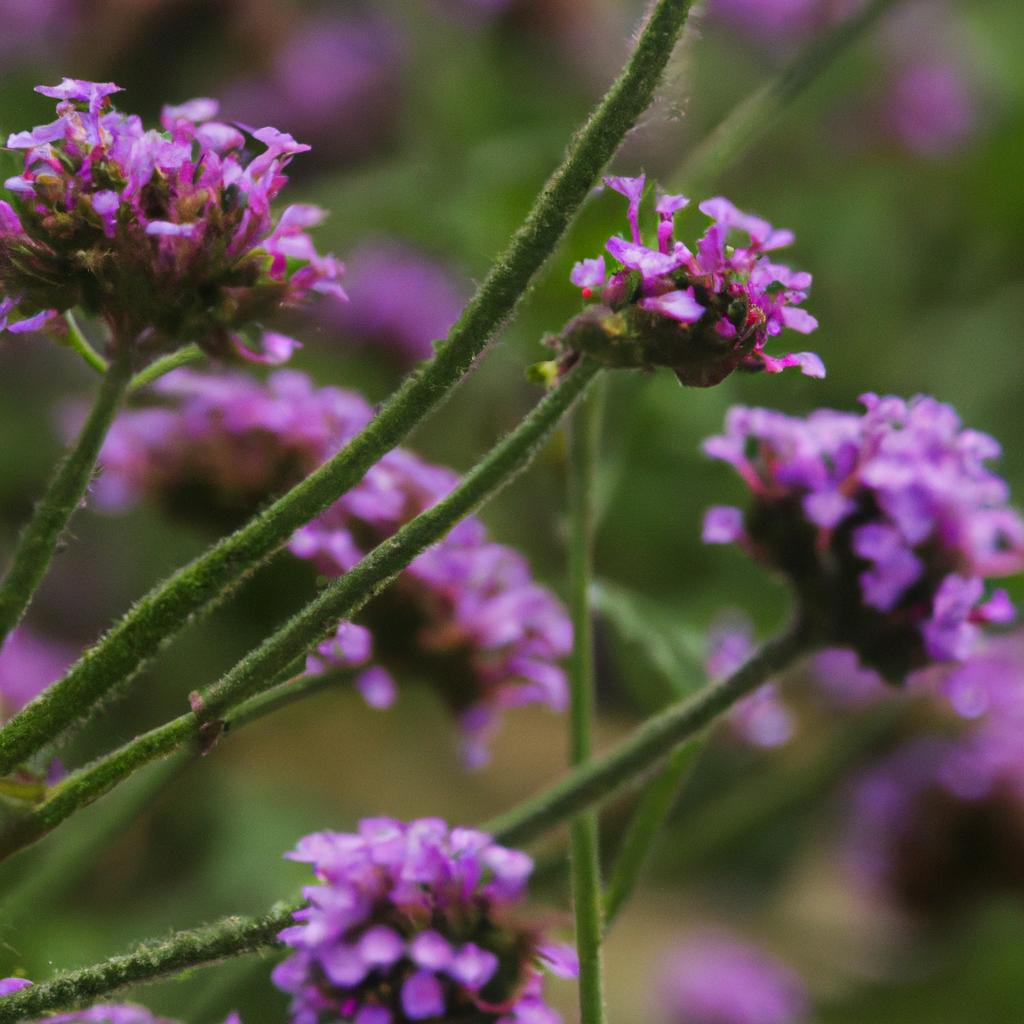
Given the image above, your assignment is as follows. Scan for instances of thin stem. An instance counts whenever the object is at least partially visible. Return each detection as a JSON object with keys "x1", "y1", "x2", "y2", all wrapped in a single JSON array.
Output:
[
  {"x1": 129, "y1": 344, "x2": 204, "y2": 392},
  {"x1": 0, "y1": 904, "x2": 296, "y2": 1024},
  {"x1": 0, "y1": 0, "x2": 695, "y2": 776},
  {"x1": 674, "y1": 0, "x2": 899, "y2": 193},
  {"x1": 0, "y1": 363, "x2": 602, "y2": 860},
  {"x1": 602, "y1": 738, "x2": 704, "y2": 929},
  {"x1": 0, "y1": 356, "x2": 132, "y2": 645},
  {"x1": 62, "y1": 312, "x2": 109, "y2": 374},
  {"x1": 484, "y1": 624, "x2": 817, "y2": 846},
  {"x1": 566, "y1": 382, "x2": 607, "y2": 1024}
]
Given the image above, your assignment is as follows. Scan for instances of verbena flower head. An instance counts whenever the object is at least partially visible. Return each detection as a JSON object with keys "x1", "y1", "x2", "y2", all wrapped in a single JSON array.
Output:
[
  {"x1": 706, "y1": 615, "x2": 795, "y2": 749},
  {"x1": 94, "y1": 370, "x2": 571, "y2": 765},
  {"x1": 323, "y1": 239, "x2": 466, "y2": 365},
  {"x1": 274, "y1": 819, "x2": 577, "y2": 1024},
  {"x1": 556, "y1": 176, "x2": 821, "y2": 387},
  {"x1": 0, "y1": 988, "x2": 239, "y2": 1024},
  {"x1": 659, "y1": 930, "x2": 809, "y2": 1024},
  {"x1": 843, "y1": 637, "x2": 1024, "y2": 918},
  {"x1": 702, "y1": 395, "x2": 1024, "y2": 681},
  {"x1": 1, "y1": 80, "x2": 344, "y2": 359},
  {"x1": 0, "y1": 625, "x2": 74, "y2": 722}
]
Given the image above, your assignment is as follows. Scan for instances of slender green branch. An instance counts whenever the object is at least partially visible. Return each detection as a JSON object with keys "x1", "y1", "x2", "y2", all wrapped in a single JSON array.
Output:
[
  {"x1": 674, "y1": 0, "x2": 899, "y2": 193},
  {"x1": 62, "y1": 312, "x2": 109, "y2": 374},
  {"x1": 0, "y1": 364, "x2": 602, "y2": 860},
  {"x1": 129, "y1": 344, "x2": 205, "y2": 392},
  {"x1": 566, "y1": 383, "x2": 607, "y2": 1024},
  {"x1": 0, "y1": 0, "x2": 694, "y2": 775},
  {"x1": 484, "y1": 623, "x2": 817, "y2": 846},
  {"x1": 0, "y1": 357, "x2": 133, "y2": 645},
  {"x1": 602, "y1": 738, "x2": 703, "y2": 928},
  {"x1": 0, "y1": 903, "x2": 296, "y2": 1024}
]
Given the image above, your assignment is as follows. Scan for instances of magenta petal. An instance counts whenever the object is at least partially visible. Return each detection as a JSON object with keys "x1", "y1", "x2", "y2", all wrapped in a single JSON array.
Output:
[
  {"x1": 401, "y1": 971, "x2": 446, "y2": 1020},
  {"x1": 638, "y1": 288, "x2": 705, "y2": 324}
]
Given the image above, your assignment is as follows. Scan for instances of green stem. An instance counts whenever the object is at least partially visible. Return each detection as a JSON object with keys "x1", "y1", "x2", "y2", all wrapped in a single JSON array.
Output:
[
  {"x1": 566, "y1": 383, "x2": 607, "y2": 1024},
  {"x1": 674, "y1": 0, "x2": 899, "y2": 193},
  {"x1": 0, "y1": 356, "x2": 132, "y2": 645},
  {"x1": 484, "y1": 624, "x2": 817, "y2": 846},
  {"x1": 0, "y1": 364, "x2": 602, "y2": 860},
  {"x1": 62, "y1": 312, "x2": 109, "y2": 374},
  {"x1": 0, "y1": 0, "x2": 694, "y2": 776},
  {"x1": 0, "y1": 904, "x2": 296, "y2": 1024},
  {"x1": 602, "y1": 738, "x2": 704, "y2": 929},
  {"x1": 129, "y1": 344, "x2": 205, "y2": 392}
]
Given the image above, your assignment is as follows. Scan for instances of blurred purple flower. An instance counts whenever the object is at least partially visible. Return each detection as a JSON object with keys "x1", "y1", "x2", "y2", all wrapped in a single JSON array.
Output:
[
  {"x1": 556, "y1": 178, "x2": 821, "y2": 387},
  {"x1": 274, "y1": 818, "x2": 576, "y2": 1024},
  {"x1": 702, "y1": 395, "x2": 1024, "y2": 682},
  {"x1": 0, "y1": 979, "x2": 32, "y2": 996},
  {"x1": 706, "y1": 615, "x2": 796, "y2": 749},
  {"x1": 222, "y1": 13, "x2": 405, "y2": 167},
  {"x1": 1, "y1": 81, "x2": 343, "y2": 357},
  {"x1": 0, "y1": 625, "x2": 74, "y2": 721},
  {"x1": 660, "y1": 929, "x2": 809, "y2": 1024},
  {"x1": 842, "y1": 641, "x2": 1024, "y2": 917},
  {"x1": 94, "y1": 369, "x2": 571, "y2": 765},
  {"x1": 322, "y1": 239, "x2": 468, "y2": 365},
  {"x1": 0, "y1": 0, "x2": 74, "y2": 66}
]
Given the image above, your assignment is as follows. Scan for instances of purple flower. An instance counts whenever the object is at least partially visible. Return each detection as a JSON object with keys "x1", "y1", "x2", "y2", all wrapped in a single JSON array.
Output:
[
  {"x1": 321, "y1": 238, "x2": 468, "y2": 365},
  {"x1": 557, "y1": 178, "x2": 820, "y2": 387},
  {"x1": 93, "y1": 369, "x2": 571, "y2": 765},
  {"x1": 1, "y1": 81, "x2": 344, "y2": 356},
  {"x1": 0, "y1": 993, "x2": 210, "y2": 1024},
  {"x1": 842, "y1": 641, "x2": 1024, "y2": 917},
  {"x1": 659, "y1": 929, "x2": 809, "y2": 1024},
  {"x1": 273, "y1": 819, "x2": 576, "y2": 1024},
  {"x1": 701, "y1": 395, "x2": 1024, "y2": 681},
  {"x1": 0, "y1": 626, "x2": 75, "y2": 721},
  {"x1": 221, "y1": 13, "x2": 405, "y2": 167},
  {"x1": 706, "y1": 615, "x2": 795, "y2": 749},
  {"x1": 0, "y1": 978, "x2": 31, "y2": 996}
]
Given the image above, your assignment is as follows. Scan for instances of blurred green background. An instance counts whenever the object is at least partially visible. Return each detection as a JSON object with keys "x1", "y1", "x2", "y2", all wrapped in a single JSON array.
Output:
[{"x1": 1, "y1": 0, "x2": 1023, "y2": 1021}]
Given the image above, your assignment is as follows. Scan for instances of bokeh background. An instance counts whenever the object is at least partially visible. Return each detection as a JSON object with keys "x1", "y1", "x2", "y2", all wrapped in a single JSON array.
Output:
[{"x1": 2, "y1": 0, "x2": 1024, "y2": 1021}]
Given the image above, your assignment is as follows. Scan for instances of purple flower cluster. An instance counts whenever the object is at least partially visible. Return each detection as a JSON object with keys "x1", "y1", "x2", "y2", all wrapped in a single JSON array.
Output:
[
  {"x1": 222, "y1": 13, "x2": 405, "y2": 167},
  {"x1": 556, "y1": 176, "x2": 821, "y2": 387},
  {"x1": 702, "y1": 395, "x2": 1023, "y2": 680},
  {"x1": 95, "y1": 369, "x2": 571, "y2": 765},
  {"x1": 274, "y1": 819, "x2": 577, "y2": 1024},
  {"x1": 705, "y1": 616, "x2": 795, "y2": 749},
  {"x1": 659, "y1": 929, "x2": 809, "y2": 1024},
  {"x1": 707, "y1": 0, "x2": 981, "y2": 158},
  {"x1": 1, "y1": 80, "x2": 344, "y2": 359},
  {"x1": 0, "y1": 625, "x2": 74, "y2": 722},
  {"x1": 321, "y1": 239, "x2": 467, "y2": 366},
  {"x1": 843, "y1": 631, "x2": 1024, "y2": 916},
  {"x1": 0, "y1": 985, "x2": 237, "y2": 1024}
]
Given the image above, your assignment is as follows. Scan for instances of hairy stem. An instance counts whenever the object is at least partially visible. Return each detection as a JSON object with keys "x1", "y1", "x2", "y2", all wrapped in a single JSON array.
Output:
[
  {"x1": 0, "y1": 363, "x2": 601, "y2": 860},
  {"x1": 566, "y1": 383, "x2": 607, "y2": 1024},
  {"x1": 0, "y1": 0, "x2": 694, "y2": 776},
  {"x1": 0, "y1": 631, "x2": 818, "y2": 1015},
  {"x1": 0, "y1": 356, "x2": 132, "y2": 645},
  {"x1": 62, "y1": 312, "x2": 108, "y2": 374},
  {"x1": 484, "y1": 624, "x2": 816, "y2": 846},
  {"x1": 129, "y1": 344, "x2": 205, "y2": 392},
  {"x1": 0, "y1": 904, "x2": 295, "y2": 1024}
]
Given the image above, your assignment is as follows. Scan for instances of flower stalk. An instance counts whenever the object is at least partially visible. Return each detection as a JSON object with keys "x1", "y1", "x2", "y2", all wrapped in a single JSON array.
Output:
[
  {"x1": 0, "y1": 353, "x2": 133, "y2": 644},
  {"x1": 0, "y1": 362, "x2": 601, "y2": 859},
  {"x1": 566, "y1": 382, "x2": 607, "y2": 1024},
  {"x1": 0, "y1": 0, "x2": 696, "y2": 776},
  {"x1": 485, "y1": 622, "x2": 816, "y2": 846}
]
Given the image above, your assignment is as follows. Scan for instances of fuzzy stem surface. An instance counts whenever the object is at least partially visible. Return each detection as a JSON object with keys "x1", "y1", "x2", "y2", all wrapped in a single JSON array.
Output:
[
  {"x1": 0, "y1": 363, "x2": 601, "y2": 859},
  {"x1": 0, "y1": 356, "x2": 132, "y2": 644},
  {"x1": 566, "y1": 383, "x2": 607, "y2": 1024},
  {"x1": 0, "y1": 0, "x2": 695, "y2": 776},
  {"x1": 485, "y1": 624, "x2": 816, "y2": 846}
]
